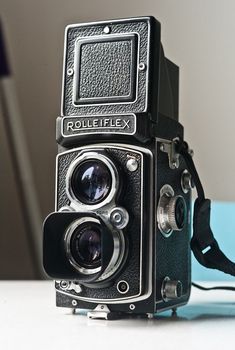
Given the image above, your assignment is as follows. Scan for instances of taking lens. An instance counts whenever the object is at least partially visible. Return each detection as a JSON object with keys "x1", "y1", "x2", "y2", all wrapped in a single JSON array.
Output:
[
  {"x1": 71, "y1": 159, "x2": 112, "y2": 204},
  {"x1": 174, "y1": 197, "x2": 186, "y2": 230},
  {"x1": 70, "y1": 223, "x2": 102, "y2": 268}
]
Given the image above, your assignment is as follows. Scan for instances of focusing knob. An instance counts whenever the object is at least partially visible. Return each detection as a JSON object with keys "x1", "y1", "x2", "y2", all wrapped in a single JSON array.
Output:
[
  {"x1": 157, "y1": 185, "x2": 187, "y2": 237},
  {"x1": 168, "y1": 196, "x2": 187, "y2": 231}
]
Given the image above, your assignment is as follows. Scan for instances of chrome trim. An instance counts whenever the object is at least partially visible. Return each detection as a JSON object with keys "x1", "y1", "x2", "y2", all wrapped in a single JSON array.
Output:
[
  {"x1": 157, "y1": 184, "x2": 186, "y2": 237},
  {"x1": 97, "y1": 227, "x2": 125, "y2": 282},
  {"x1": 61, "y1": 113, "x2": 137, "y2": 137},
  {"x1": 72, "y1": 299, "x2": 77, "y2": 306},
  {"x1": 110, "y1": 207, "x2": 129, "y2": 229},
  {"x1": 64, "y1": 16, "x2": 153, "y2": 29},
  {"x1": 65, "y1": 151, "x2": 119, "y2": 211},
  {"x1": 129, "y1": 304, "x2": 135, "y2": 310},
  {"x1": 157, "y1": 185, "x2": 175, "y2": 238},
  {"x1": 117, "y1": 280, "x2": 130, "y2": 294}
]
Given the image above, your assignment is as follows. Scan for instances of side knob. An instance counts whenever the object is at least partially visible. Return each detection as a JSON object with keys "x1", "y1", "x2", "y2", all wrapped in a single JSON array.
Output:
[
  {"x1": 167, "y1": 195, "x2": 187, "y2": 231},
  {"x1": 161, "y1": 277, "x2": 183, "y2": 301},
  {"x1": 157, "y1": 185, "x2": 187, "y2": 237}
]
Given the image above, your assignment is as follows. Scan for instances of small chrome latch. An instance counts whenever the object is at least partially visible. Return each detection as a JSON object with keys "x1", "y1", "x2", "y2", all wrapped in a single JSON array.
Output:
[
  {"x1": 87, "y1": 304, "x2": 111, "y2": 320},
  {"x1": 69, "y1": 282, "x2": 82, "y2": 294},
  {"x1": 160, "y1": 139, "x2": 180, "y2": 169},
  {"x1": 58, "y1": 280, "x2": 82, "y2": 294}
]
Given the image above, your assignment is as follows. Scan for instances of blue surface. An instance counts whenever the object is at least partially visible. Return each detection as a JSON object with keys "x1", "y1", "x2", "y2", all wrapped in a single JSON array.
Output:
[{"x1": 192, "y1": 201, "x2": 235, "y2": 281}]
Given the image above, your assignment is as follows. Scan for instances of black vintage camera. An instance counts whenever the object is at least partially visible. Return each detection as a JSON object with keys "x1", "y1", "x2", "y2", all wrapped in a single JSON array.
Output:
[{"x1": 43, "y1": 16, "x2": 193, "y2": 319}]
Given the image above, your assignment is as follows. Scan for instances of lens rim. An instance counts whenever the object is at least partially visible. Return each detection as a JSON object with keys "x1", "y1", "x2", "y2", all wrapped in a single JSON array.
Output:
[
  {"x1": 64, "y1": 217, "x2": 102, "y2": 275},
  {"x1": 66, "y1": 152, "x2": 119, "y2": 210},
  {"x1": 64, "y1": 217, "x2": 125, "y2": 280}
]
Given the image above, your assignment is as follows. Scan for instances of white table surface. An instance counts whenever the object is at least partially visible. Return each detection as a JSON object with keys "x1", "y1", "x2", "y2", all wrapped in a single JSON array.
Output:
[{"x1": 1, "y1": 281, "x2": 235, "y2": 350}]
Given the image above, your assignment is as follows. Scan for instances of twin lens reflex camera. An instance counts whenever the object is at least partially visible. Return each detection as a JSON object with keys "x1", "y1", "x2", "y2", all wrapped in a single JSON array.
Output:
[{"x1": 43, "y1": 16, "x2": 193, "y2": 319}]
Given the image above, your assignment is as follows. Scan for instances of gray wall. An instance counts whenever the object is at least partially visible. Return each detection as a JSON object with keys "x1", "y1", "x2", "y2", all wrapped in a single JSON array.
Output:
[{"x1": 1, "y1": 0, "x2": 235, "y2": 277}]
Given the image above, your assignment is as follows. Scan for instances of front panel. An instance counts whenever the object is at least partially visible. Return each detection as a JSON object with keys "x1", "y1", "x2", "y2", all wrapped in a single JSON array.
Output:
[{"x1": 52, "y1": 144, "x2": 153, "y2": 303}]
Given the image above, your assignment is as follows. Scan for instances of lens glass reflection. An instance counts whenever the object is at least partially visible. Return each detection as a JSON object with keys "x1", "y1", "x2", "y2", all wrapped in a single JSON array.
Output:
[
  {"x1": 71, "y1": 159, "x2": 112, "y2": 204},
  {"x1": 70, "y1": 224, "x2": 101, "y2": 268}
]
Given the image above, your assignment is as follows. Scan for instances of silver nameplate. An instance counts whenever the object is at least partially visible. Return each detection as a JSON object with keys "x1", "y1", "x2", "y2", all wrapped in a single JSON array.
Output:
[{"x1": 62, "y1": 114, "x2": 136, "y2": 137}]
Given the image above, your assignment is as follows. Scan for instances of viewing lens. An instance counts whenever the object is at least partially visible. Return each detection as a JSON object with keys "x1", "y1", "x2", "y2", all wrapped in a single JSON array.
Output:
[
  {"x1": 71, "y1": 159, "x2": 112, "y2": 204},
  {"x1": 175, "y1": 197, "x2": 186, "y2": 230},
  {"x1": 70, "y1": 224, "x2": 102, "y2": 268}
]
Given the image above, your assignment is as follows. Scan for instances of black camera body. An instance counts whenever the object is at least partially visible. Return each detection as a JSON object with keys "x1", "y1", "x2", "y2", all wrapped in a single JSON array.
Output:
[{"x1": 43, "y1": 16, "x2": 192, "y2": 319}]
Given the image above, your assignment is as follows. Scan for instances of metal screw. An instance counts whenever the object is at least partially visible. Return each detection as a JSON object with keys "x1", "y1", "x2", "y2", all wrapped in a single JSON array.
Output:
[
  {"x1": 60, "y1": 280, "x2": 69, "y2": 289},
  {"x1": 117, "y1": 280, "x2": 129, "y2": 294},
  {"x1": 104, "y1": 26, "x2": 111, "y2": 34},
  {"x1": 67, "y1": 68, "x2": 74, "y2": 76},
  {"x1": 113, "y1": 212, "x2": 122, "y2": 223},
  {"x1": 129, "y1": 304, "x2": 135, "y2": 310},
  {"x1": 126, "y1": 157, "x2": 138, "y2": 172},
  {"x1": 110, "y1": 207, "x2": 129, "y2": 229},
  {"x1": 72, "y1": 299, "x2": 77, "y2": 306},
  {"x1": 138, "y1": 62, "x2": 146, "y2": 71}
]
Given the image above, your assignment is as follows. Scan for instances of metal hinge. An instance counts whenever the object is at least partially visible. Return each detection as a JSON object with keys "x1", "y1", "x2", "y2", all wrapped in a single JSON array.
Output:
[{"x1": 160, "y1": 139, "x2": 180, "y2": 169}]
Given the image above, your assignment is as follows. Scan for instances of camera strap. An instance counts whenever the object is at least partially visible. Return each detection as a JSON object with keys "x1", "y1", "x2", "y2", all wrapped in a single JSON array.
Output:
[{"x1": 175, "y1": 138, "x2": 235, "y2": 277}]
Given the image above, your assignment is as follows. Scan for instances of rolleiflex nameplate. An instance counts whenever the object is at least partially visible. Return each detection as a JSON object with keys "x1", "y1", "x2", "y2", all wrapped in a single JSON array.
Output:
[
  {"x1": 62, "y1": 114, "x2": 136, "y2": 137},
  {"x1": 62, "y1": 18, "x2": 150, "y2": 116}
]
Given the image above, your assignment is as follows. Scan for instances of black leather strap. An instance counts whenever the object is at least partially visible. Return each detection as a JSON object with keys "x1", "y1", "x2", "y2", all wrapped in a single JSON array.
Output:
[{"x1": 175, "y1": 138, "x2": 235, "y2": 276}]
